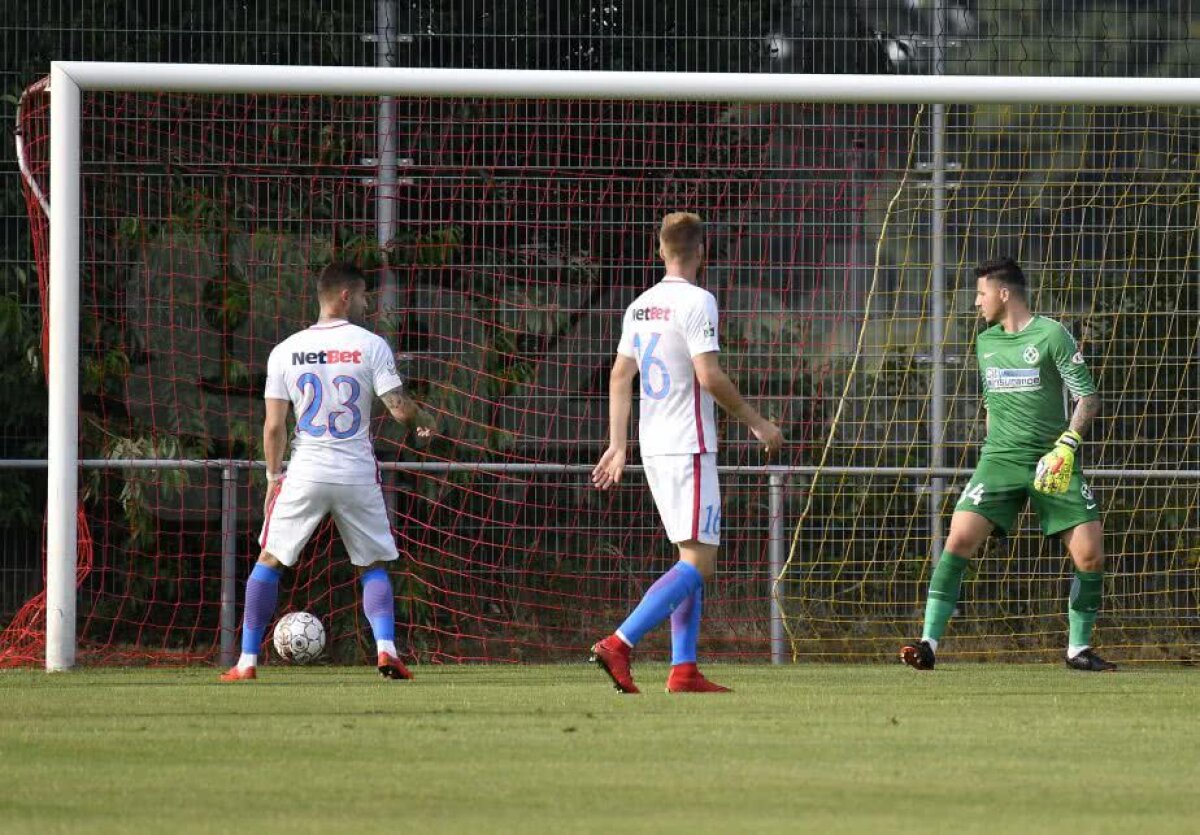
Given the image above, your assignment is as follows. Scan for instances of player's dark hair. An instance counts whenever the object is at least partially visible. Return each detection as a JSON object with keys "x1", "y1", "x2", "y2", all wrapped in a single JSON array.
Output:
[
  {"x1": 975, "y1": 256, "x2": 1027, "y2": 297},
  {"x1": 317, "y1": 261, "x2": 367, "y2": 299}
]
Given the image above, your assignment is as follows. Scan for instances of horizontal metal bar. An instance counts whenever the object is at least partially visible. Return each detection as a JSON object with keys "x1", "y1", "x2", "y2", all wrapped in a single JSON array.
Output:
[
  {"x1": 2, "y1": 459, "x2": 1198, "y2": 480},
  {"x1": 54, "y1": 63, "x2": 1200, "y2": 106}
]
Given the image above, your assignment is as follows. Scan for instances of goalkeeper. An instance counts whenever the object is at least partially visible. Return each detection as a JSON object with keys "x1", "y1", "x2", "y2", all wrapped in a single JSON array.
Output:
[{"x1": 901, "y1": 257, "x2": 1113, "y2": 672}]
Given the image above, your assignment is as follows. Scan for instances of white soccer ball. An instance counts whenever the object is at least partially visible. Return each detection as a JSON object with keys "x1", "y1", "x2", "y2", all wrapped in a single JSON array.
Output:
[{"x1": 272, "y1": 611, "x2": 326, "y2": 664}]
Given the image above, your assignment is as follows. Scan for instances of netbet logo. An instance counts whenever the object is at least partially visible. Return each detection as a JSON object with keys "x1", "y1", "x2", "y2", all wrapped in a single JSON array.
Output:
[
  {"x1": 632, "y1": 305, "x2": 672, "y2": 322},
  {"x1": 291, "y1": 349, "x2": 363, "y2": 365}
]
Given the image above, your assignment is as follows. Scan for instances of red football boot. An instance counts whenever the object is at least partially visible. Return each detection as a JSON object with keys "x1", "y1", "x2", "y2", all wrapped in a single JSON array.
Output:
[
  {"x1": 219, "y1": 665, "x2": 257, "y2": 682},
  {"x1": 377, "y1": 652, "x2": 413, "y2": 680},
  {"x1": 589, "y1": 635, "x2": 640, "y2": 694},
  {"x1": 666, "y1": 663, "x2": 731, "y2": 693}
]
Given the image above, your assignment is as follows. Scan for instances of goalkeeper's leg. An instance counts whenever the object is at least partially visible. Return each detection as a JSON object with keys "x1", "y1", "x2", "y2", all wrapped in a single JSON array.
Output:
[
  {"x1": 1061, "y1": 520, "x2": 1114, "y2": 671},
  {"x1": 901, "y1": 511, "x2": 992, "y2": 669}
]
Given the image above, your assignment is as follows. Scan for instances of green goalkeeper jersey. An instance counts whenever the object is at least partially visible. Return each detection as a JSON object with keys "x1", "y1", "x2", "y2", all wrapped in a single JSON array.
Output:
[{"x1": 977, "y1": 315, "x2": 1097, "y2": 462}]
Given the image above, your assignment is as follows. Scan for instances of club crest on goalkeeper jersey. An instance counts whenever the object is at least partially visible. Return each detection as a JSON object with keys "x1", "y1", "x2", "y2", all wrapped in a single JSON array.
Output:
[
  {"x1": 977, "y1": 316, "x2": 1097, "y2": 462},
  {"x1": 616, "y1": 276, "x2": 720, "y2": 455},
  {"x1": 264, "y1": 320, "x2": 404, "y2": 484}
]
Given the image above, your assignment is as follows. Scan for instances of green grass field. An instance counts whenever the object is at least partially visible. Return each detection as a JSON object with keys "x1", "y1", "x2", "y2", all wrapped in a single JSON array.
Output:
[{"x1": 1, "y1": 663, "x2": 1197, "y2": 834}]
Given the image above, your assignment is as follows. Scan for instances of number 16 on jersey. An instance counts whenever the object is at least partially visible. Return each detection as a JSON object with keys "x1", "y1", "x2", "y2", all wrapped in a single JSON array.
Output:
[{"x1": 632, "y1": 332, "x2": 671, "y2": 400}]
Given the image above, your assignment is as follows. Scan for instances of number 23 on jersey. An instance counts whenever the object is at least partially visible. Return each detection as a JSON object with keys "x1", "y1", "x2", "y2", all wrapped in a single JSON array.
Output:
[{"x1": 295, "y1": 373, "x2": 363, "y2": 438}]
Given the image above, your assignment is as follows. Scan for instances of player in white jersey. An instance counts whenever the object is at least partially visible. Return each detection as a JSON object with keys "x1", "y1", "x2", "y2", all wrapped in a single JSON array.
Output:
[
  {"x1": 221, "y1": 262, "x2": 435, "y2": 682},
  {"x1": 589, "y1": 212, "x2": 783, "y2": 694}
]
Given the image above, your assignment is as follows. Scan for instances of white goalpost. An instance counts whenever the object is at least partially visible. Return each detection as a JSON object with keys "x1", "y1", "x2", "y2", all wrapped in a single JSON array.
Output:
[{"x1": 44, "y1": 62, "x2": 1200, "y2": 670}]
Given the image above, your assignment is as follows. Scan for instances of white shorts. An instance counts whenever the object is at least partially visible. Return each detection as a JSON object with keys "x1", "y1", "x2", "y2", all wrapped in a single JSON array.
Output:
[
  {"x1": 259, "y1": 478, "x2": 399, "y2": 568},
  {"x1": 643, "y1": 452, "x2": 721, "y2": 545}
]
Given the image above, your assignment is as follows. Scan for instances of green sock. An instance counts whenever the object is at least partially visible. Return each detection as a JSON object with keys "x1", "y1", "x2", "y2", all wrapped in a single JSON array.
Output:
[
  {"x1": 1068, "y1": 570, "x2": 1104, "y2": 649},
  {"x1": 921, "y1": 551, "x2": 969, "y2": 643}
]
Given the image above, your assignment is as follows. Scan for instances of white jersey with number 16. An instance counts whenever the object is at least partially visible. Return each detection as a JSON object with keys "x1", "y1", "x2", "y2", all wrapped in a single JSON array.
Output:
[
  {"x1": 263, "y1": 319, "x2": 404, "y2": 485},
  {"x1": 616, "y1": 276, "x2": 720, "y2": 456}
]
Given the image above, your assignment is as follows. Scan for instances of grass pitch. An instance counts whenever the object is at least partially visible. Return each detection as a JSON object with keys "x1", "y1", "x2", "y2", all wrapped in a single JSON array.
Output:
[{"x1": 1, "y1": 663, "x2": 1196, "y2": 834}]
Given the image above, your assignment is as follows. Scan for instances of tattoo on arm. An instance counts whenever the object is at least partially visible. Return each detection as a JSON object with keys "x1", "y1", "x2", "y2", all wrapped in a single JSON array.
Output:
[
  {"x1": 380, "y1": 387, "x2": 406, "y2": 409},
  {"x1": 1069, "y1": 393, "x2": 1102, "y2": 438},
  {"x1": 380, "y1": 386, "x2": 416, "y2": 422}
]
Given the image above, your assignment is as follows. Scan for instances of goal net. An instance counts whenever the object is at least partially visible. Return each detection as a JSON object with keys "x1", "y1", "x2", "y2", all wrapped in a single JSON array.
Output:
[
  {"x1": 782, "y1": 103, "x2": 1200, "y2": 661},
  {"x1": 5, "y1": 68, "x2": 1198, "y2": 667}
]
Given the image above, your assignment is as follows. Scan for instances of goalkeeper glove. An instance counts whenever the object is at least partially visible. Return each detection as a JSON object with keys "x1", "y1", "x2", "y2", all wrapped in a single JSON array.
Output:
[{"x1": 1033, "y1": 430, "x2": 1082, "y2": 495}]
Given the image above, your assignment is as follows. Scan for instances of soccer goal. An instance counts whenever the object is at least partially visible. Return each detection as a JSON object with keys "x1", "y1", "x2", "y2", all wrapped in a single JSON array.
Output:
[{"x1": 9, "y1": 63, "x2": 1199, "y2": 670}]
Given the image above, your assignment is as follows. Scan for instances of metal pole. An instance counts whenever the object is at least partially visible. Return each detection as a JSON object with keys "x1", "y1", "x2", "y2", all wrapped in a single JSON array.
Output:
[
  {"x1": 374, "y1": 0, "x2": 403, "y2": 525},
  {"x1": 768, "y1": 474, "x2": 786, "y2": 664},
  {"x1": 46, "y1": 65, "x2": 81, "y2": 672},
  {"x1": 375, "y1": 1, "x2": 401, "y2": 525},
  {"x1": 219, "y1": 464, "x2": 239, "y2": 667},
  {"x1": 375, "y1": 0, "x2": 399, "y2": 315},
  {"x1": 928, "y1": 0, "x2": 948, "y2": 564},
  {"x1": 849, "y1": 138, "x2": 868, "y2": 320}
]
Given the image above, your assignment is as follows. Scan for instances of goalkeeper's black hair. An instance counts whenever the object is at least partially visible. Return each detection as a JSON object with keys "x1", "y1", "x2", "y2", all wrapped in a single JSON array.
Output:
[
  {"x1": 975, "y1": 256, "x2": 1027, "y2": 297},
  {"x1": 318, "y1": 261, "x2": 368, "y2": 298}
]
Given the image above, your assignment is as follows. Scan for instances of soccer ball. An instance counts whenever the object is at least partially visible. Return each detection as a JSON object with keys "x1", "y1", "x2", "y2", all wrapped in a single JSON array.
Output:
[{"x1": 272, "y1": 611, "x2": 326, "y2": 664}]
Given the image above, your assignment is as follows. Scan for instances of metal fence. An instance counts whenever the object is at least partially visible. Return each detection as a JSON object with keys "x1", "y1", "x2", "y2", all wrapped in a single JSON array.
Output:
[
  {"x1": 3, "y1": 2, "x2": 1199, "y2": 646},
  {"x1": 5, "y1": 458, "x2": 1197, "y2": 664}
]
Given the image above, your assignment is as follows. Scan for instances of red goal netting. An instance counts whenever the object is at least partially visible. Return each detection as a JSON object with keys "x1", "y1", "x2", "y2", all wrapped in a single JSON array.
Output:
[{"x1": 4, "y1": 82, "x2": 907, "y2": 666}]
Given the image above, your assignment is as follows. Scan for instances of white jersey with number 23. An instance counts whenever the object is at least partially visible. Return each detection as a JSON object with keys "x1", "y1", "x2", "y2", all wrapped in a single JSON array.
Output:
[{"x1": 263, "y1": 319, "x2": 404, "y2": 485}]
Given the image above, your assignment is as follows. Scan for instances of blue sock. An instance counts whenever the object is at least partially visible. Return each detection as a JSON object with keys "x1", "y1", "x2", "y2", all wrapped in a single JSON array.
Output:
[
  {"x1": 616, "y1": 561, "x2": 704, "y2": 647},
  {"x1": 361, "y1": 567, "x2": 395, "y2": 644},
  {"x1": 670, "y1": 586, "x2": 703, "y2": 665},
  {"x1": 241, "y1": 563, "x2": 281, "y2": 655}
]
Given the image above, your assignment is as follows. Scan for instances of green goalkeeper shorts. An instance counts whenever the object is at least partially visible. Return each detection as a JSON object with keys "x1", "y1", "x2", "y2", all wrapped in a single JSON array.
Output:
[{"x1": 953, "y1": 455, "x2": 1101, "y2": 537}]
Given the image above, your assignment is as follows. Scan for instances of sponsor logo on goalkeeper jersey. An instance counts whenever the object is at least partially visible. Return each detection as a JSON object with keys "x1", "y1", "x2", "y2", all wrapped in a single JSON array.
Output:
[
  {"x1": 291, "y1": 349, "x2": 364, "y2": 365},
  {"x1": 632, "y1": 305, "x2": 673, "y2": 322},
  {"x1": 985, "y1": 367, "x2": 1041, "y2": 392}
]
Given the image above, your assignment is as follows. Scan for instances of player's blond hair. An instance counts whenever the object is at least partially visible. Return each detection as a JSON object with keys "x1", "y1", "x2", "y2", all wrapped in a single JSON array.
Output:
[{"x1": 659, "y1": 212, "x2": 704, "y2": 263}]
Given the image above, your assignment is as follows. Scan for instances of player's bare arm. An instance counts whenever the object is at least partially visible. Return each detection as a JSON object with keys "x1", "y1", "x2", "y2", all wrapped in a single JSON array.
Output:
[
  {"x1": 1068, "y1": 392, "x2": 1101, "y2": 437},
  {"x1": 380, "y1": 385, "x2": 436, "y2": 441},
  {"x1": 691, "y1": 352, "x2": 782, "y2": 454},
  {"x1": 592, "y1": 353, "x2": 637, "y2": 490},
  {"x1": 262, "y1": 397, "x2": 290, "y2": 517}
]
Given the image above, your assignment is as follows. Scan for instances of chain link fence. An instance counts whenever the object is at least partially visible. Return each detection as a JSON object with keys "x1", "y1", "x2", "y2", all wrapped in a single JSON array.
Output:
[{"x1": 3, "y1": 2, "x2": 1197, "y2": 634}]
